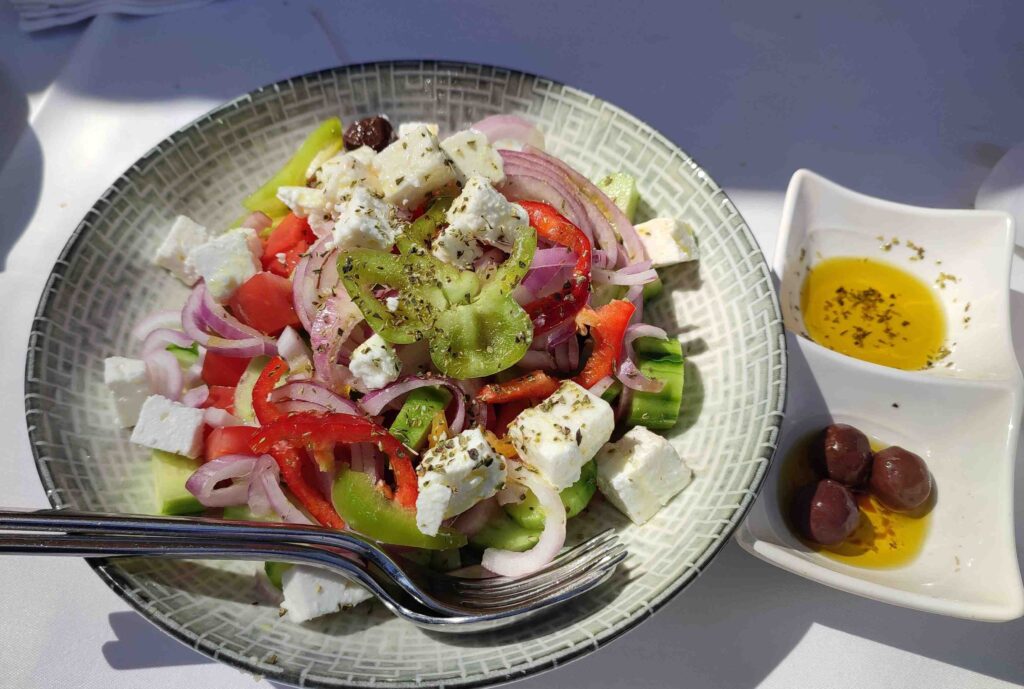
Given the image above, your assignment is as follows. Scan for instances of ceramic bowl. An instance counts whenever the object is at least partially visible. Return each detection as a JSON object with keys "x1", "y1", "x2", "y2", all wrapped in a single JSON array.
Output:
[
  {"x1": 736, "y1": 169, "x2": 1024, "y2": 621},
  {"x1": 25, "y1": 62, "x2": 786, "y2": 687}
]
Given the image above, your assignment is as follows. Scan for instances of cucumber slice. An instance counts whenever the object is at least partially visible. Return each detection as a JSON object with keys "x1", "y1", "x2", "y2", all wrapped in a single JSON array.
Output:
[
  {"x1": 596, "y1": 172, "x2": 639, "y2": 222},
  {"x1": 389, "y1": 387, "x2": 452, "y2": 450},
  {"x1": 469, "y1": 511, "x2": 540, "y2": 552},
  {"x1": 233, "y1": 355, "x2": 271, "y2": 423},
  {"x1": 627, "y1": 337, "x2": 685, "y2": 430},
  {"x1": 505, "y1": 460, "x2": 598, "y2": 530},
  {"x1": 642, "y1": 275, "x2": 664, "y2": 301},
  {"x1": 264, "y1": 561, "x2": 292, "y2": 589},
  {"x1": 151, "y1": 450, "x2": 204, "y2": 515}
]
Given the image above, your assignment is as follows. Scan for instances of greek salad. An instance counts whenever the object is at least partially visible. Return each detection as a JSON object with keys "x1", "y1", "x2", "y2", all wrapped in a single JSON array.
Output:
[{"x1": 105, "y1": 114, "x2": 700, "y2": 622}]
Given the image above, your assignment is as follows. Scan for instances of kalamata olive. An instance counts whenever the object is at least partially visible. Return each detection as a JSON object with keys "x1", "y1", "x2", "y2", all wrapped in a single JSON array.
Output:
[
  {"x1": 813, "y1": 423, "x2": 873, "y2": 487},
  {"x1": 869, "y1": 446, "x2": 932, "y2": 512},
  {"x1": 791, "y1": 479, "x2": 860, "y2": 545},
  {"x1": 343, "y1": 116, "x2": 394, "y2": 152}
]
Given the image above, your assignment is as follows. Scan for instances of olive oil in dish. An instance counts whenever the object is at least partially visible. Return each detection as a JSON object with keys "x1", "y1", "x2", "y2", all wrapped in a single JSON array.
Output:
[{"x1": 800, "y1": 257, "x2": 946, "y2": 370}]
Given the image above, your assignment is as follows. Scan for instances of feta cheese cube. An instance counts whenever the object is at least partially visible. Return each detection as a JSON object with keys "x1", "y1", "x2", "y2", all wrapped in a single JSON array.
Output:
[
  {"x1": 372, "y1": 124, "x2": 457, "y2": 208},
  {"x1": 152, "y1": 215, "x2": 209, "y2": 285},
  {"x1": 432, "y1": 176, "x2": 530, "y2": 268},
  {"x1": 276, "y1": 326, "x2": 314, "y2": 379},
  {"x1": 185, "y1": 228, "x2": 262, "y2": 303},
  {"x1": 318, "y1": 149, "x2": 379, "y2": 203},
  {"x1": 595, "y1": 426, "x2": 693, "y2": 524},
  {"x1": 506, "y1": 381, "x2": 615, "y2": 490},
  {"x1": 276, "y1": 186, "x2": 328, "y2": 218},
  {"x1": 281, "y1": 566, "x2": 372, "y2": 622},
  {"x1": 330, "y1": 187, "x2": 403, "y2": 252},
  {"x1": 130, "y1": 395, "x2": 205, "y2": 459},
  {"x1": 398, "y1": 121, "x2": 439, "y2": 138},
  {"x1": 634, "y1": 217, "x2": 699, "y2": 267},
  {"x1": 416, "y1": 428, "x2": 507, "y2": 536},
  {"x1": 346, "y1": 145, "x2": 377, "y2": 166},
  {"x1": 348, "y1": 334, "x2": 401, "y2": 391},
  {"x1": 441, "y1": 129, "x2": 505, "y2": 185},
  {"x1": 104, "y1": 357, "x2": 151, "y2": 427}
]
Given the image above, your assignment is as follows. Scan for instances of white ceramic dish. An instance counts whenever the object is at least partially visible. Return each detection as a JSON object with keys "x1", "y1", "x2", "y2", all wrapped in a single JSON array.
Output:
[{"x1": 736, "y1": 169, "x2": 1024, "y2": 621}]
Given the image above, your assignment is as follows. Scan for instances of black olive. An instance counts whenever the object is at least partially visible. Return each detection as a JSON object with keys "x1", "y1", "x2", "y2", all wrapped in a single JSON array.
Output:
[
  {"x1": 344, "y1": 116, "x2": 394, "y2": 152},
  {"x1": 813, "y1": 423, "x2": 873, "y2": 487},
  {"x1": 869, "y1": 446, "x2": 932, "y2": 512},
  {"x1": 791, "y1": 479, "x2": 860, "y2": 545}
]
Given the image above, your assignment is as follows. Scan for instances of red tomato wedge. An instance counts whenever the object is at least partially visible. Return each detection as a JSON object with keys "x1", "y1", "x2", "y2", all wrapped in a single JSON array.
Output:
[
  {"x1": 201, "y1": 385, "x2": 237, "y2": 413},
  {"x1": 201, "y1": 351, "x2": 251, "y2": 387},
  {"x1": 228, "y1": 272, "x2": 300, "y2": 336},
  {"x1": 205, "y1": 425, "x2": 258, "y2": 461},
  {"x1": 262, "y1": 214, "x2": 315, "y2": 277}
]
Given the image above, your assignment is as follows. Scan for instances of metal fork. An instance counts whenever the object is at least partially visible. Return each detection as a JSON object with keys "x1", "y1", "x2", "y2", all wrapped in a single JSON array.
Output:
[{"x1": 0, "y1": 509, "x2": 626, "y2": 632}]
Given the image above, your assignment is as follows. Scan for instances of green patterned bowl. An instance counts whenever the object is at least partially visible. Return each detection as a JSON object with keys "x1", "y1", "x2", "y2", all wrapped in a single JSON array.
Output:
[{"x1": 26, "y1": 61, "x2": 785, "y2": 688}]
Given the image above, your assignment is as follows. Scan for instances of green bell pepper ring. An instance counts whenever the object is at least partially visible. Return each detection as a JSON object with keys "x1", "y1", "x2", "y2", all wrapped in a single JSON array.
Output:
[
  {"x1": 332, "y1": 469, "x2": 466, "y2": 550},
  {"x1": 397, "y1": 197, "x2": 454, "y2": 255},
  {"x1": 242, "y1": 117, "x2": 344, "y2": 218}
]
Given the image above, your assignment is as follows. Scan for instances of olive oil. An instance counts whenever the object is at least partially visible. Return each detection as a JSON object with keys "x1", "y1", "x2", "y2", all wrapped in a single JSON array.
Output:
[
  {"x1": 800, "y1": 257, "x2": 946, "y2": 370},
  {"x1": 781, "y1": 434, "x2": 931, "y2": 569}
]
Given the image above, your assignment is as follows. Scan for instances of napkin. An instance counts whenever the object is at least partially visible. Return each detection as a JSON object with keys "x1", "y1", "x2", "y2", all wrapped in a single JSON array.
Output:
[{"x1": 10, "y1": 0, "x2": 218, "y2": 32}]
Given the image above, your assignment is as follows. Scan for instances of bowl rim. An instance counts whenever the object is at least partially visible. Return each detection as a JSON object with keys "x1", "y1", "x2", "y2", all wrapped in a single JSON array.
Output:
[{"x1": 24, "y1": 59, "x2": 788, "y2": 688}]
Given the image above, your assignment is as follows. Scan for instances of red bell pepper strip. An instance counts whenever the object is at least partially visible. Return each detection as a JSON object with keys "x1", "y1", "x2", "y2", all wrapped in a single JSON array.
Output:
[
  {"x1": 250, "y1": 357, "x2": 344, "y2": 528},
  {"x1": 574, "y1": 299, "x2": 636, "y2": 389},
  {"x1": 518, "y1": 201, "x2": 592, "y2": 336},
  {"x1": 477, "y1": 370, "x2": 561, "y2": 404},
  {"x1": 251, "y1": 412, "x2": 419, "y2": 510}
]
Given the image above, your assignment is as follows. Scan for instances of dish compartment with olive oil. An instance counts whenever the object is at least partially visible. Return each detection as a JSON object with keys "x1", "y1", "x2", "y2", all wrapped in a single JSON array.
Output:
[{"x1": 735, "y1": 170, "x2": 1024, "y2": 621}]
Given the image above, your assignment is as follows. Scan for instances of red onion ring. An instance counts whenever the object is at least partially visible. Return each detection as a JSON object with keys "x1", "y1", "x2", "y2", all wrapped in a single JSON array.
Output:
[
  {"x1": 471, "y1": 114, "x2": 545, "y2": 150},
  {"x1": 241, "y1": 211, "x2": 273, "y2": 233},
  {"x1": 310, "y1": 291, "x2": 363, "y2": 392},
  {"x1": 501, "y1": 153, "x2": 594, "y2": 243},
  {"x1": 143, "y1": 349, "x2": 184, "y2": 401},
  {"x1": 359, "y1": 375, "x2": 466, "y2": 434},
  {"x1": 293, "y1": 236, "x2": 342, "y2": 332},
  {"x1": 517, "y1": 350, "x2": 556, "y2": 371},
  {"x1": 268, "y1": 381, "x2": 361, "y2": 415},
  {"x1": 141, "y1": 327, "x2": 194, "y2": 357},
  {"x1": 617, "y1": 324, "x2": 669, "y2": 392},
  {"x1": 482, "y1": 463, "x2": 566, "y2": 577},
  {"x1": 588, "y1": 376, "x2": 616, "y2": 397},
  {"x1": 132, "y1": 310, "x2": 182, "y2": 341},
  {"x1": 452, "y1": 497, "x2": 500, "y2": 537},
  {"x1": 249, "y1": 455, "x2": 313, "y2": 524},
  {"x1": 182, "y1": 384, "x2": 210, "y2": 408},
  {"x1": 186, "y1": 454, "x2": 257, "y2": 507},
  {"x1": 181, "y1": 283, "x2": 276, "y2": 358},
  {"x1": 592, "y1": 265, "x2": 659, "y2": 286}
]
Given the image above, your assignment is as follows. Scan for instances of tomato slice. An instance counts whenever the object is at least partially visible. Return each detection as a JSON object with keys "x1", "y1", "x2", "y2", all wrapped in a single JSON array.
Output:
[
  {"x1": 201, "y1": 351, "x2": 251, "y2": 387},
  {"x1": 201, "y1": 385, "x2": 236, "y2": 413},
  {"x1": 205, "y1": 425, "x2": 258, "y2": 461},
  {"x1": 261, "y1": 213, "x2": 315, "y2": 275},
  {"x1": 228, "y1": 272, "x2": 300, "y2": 336}
]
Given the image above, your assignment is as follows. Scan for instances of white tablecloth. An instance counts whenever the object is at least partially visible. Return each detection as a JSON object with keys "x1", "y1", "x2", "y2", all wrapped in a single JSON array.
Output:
[{"x1": 1, "y1": 1, "x2": 1023, "y2": 687}]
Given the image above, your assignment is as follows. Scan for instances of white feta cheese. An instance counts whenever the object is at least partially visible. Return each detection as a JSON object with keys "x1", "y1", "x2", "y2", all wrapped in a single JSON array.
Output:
[
  {"x1": 634, "y1": 217, "x2": 699, "y2": 267},
  {"x1": 346, "y1": 145, "x2": 377, "y2": 166},
  {"x1": 281, "y1": 566, "x2": 372, "y2": 623},
  {"x1": 276, "y1": 185, "x2": 328, "y2": 218},
  {"x1": 416, "y1": 428, "x2": 507, "y2": 536},
  {"x1": 441, "y1": 129, "x2": 505, "y2": 185},
  {"x1": 304, "y1": 142, "x2": 343, "y2": 180},
  {"x1": 506, "y1": 381, "x2": 615, "y2": 490},
  {"x1": 595, "y1": 426, "x2": 693, "y2": 524},
  {"x1": 318, "y1": 149, "x2": 379, "y2": 203},
  {"x1": 104, "y1": 357, "x2": 151, "y2": 427},
  {"x1": 276, "y1": 326, "x2": 314, "y2": 379},
  {"x1": 185, "y1": 228, "x2": 262, "y2": 303},
  {"x1": 398, "y1": 121, "x2": 439, "y2": 138},
  {"x1": 432, "y1": 176, "x2": 530, "y2": 268},
  {"x1": 152, "y1": 215, "x2": 209, "y2": 285},
  {"x1": 372, "y1": 124, "x2": 458, "y2": 208},
  {"x1": 330, "y1": 186, "x2": 403, "y2": 252},
  {"x1": 385, "y1": 296, "x2": 400, "y2": 312},
  {"x1": 348, "y1": 334, "x2": 401, "y2": 391},
  {"x1": 130, "y1": 395, "x2": 205, "y2": 459}
]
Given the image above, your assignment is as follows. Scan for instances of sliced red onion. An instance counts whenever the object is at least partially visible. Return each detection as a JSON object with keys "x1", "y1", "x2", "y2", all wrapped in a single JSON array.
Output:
[
  {"x1": 183, "y1": 358, "x2": 204, "y2": 389},
  {"x1": 471, "y1": 114, "x2": 545, "y2": 150},
  {"x1": 186, "y1": 454, "x2": 257, "y2": 507},
  {"x1": 181, "y1": 283, "x2": 276, "y2": 358},
  {"x1": 517, "y1": 350, "x2": 556, "y2": 371},
  {"x1": 144, "y1": 349, "x2": 184, "y2": 401},
  {"x1": 359, "y1": 375, "x2": 466, "y2": 433},
  {"x1": 552, "y1": 334, "x2": 580, "y2": 372},
  {"x1": 592, "y1": 250, "x2": 615, "y2": 270},
  {"x1": 452, "y1": 497, "x2": 500, "y2": 537},
  {"x1": 501, "y1": 152, "x2": 594, "y2": 244},
  {"x1": 624, "y1": 284, "x2": 644, "y2": 324},
  {"x1": 592, "y1": 265, "x2": 658, "y2": 286},
  {"x1": 240, "y1": 211, "x2": 272, "y2": 233},
  {"x1": 616, "y1": 384, "x2": 635, "y2": 423},
  {"x1": 182, "y1": 384, "x2": 210, "y2": 408},
  {"x1": 310, "y1": 291, "x2": 363, "y2": 392},
  {"x1": 473, "y1": 247, "x2": 506, "y2": 272},
  {"x1": 293, "y1": 236, "x2": 342, "y2": 332},
  {"x1": 527, "y1": 145, "x2": 648, "y2": 264},
  {"x1": 132, "y1": 310, "x2": 182, "y2": 341},
  {"x1": 617, "y1": 324, "x2": 669, "y2": 393},
  {"x1": 589, "y1": 376, "x2": 616, "y2": 397},
  {"x1": 141, "y1": 327, "x2": 194, "y2": 357},
  {"x1": 204, "y1": 407, "x2": 245, "y2": 428},
  {"x1": 249, "y1": 455, "x2": 313, "y2": 524},
  {"x1": 482, "y1": 464, "x2": 566, "y2": 577},
  {"x1": 269, "y1": 381, "x2": 360, "y2": 415}
]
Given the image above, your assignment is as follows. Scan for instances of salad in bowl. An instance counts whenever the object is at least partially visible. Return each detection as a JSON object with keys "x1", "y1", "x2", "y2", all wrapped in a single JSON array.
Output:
[{"x1": 104, "y1": 113, "x2": 700, "y2": 623}]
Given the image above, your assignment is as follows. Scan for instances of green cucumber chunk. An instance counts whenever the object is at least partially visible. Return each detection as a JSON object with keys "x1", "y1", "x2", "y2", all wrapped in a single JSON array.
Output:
[
  {"x1": 505, "y1": 460, "x2": 598, "y2": 531},
  {"x1": 389, "y1": 387, "x2": 452, "y2": 451},
  {"x1": 233, "y1": 355, "x2": 271, "y2": 423},
  {"x1": 627, "y1": 337, "x2": 685, "y2": 430},
  {"x1": 642, "y1": 275, "x2": 664, "y2": 301},
  {"x1": 469, "y1": 510, "x2": 541, "y2": 552},
  {"x1": 264, "y1": 561, "x2": 293, "y2": 589},
  {"x1": 152, "y1": 450, "x2": 204, "y2": 516},
  {"x1": 596, "y1": 172, "x2": 639, "y2": 222}
]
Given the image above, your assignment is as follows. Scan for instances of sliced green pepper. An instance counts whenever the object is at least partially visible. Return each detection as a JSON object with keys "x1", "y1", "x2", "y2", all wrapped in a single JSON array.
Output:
[
  {"x1": 332, "y1": 469, "x2": 466, "y2": 550},
  {"x1": 242, "y1": 118, "x2": 344, "y2": 218},
  {"x1": 505, "y1": 459, "x2": 598, "y2": 530},
  {"x1": 389, "y1": 386, "x2": 452, "y2": 450},
  {"x1": 397, "y1": 197, "x2": 453, "y2": 255}
]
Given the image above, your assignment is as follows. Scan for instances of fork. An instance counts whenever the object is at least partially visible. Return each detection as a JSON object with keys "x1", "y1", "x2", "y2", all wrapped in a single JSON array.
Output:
[{"x1": 0, "y1": 509, "x2": 626, "y2": 632}]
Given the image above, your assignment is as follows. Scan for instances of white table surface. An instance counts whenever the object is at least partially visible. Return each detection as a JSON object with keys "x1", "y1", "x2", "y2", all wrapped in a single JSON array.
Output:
[{"x1": 1, "y1": 1, "x2": 1024, "y2": 687}]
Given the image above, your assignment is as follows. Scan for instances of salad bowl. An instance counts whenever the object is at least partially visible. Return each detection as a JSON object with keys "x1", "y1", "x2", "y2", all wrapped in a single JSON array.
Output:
[{"x1": 25, "y1": 62, "x2": 785, "y2": 687}]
